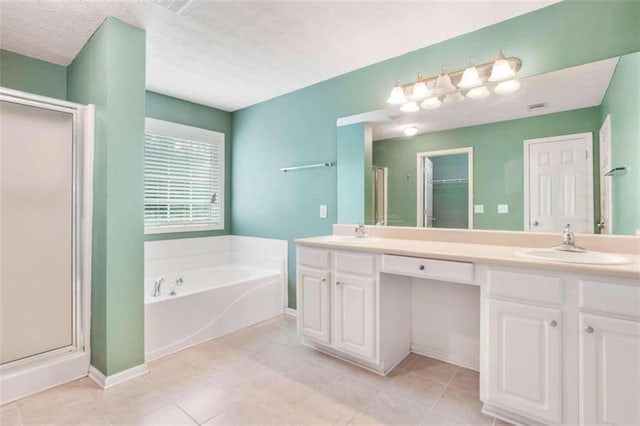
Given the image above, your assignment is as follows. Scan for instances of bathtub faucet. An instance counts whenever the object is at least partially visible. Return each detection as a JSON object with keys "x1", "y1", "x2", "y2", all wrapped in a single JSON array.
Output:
[{"x1": 152, "y1": 278, "x2": 164, "y2": 297}]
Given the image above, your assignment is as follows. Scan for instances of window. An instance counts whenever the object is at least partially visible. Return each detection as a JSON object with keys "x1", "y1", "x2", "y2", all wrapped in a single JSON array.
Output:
[{"x1": 144, "y1": 118, "x2": 224, "y2": 234}]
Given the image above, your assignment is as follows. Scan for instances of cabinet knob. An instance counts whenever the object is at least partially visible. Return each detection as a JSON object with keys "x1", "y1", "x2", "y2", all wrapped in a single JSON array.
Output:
[
  {"x1": 550, "y1": 320, "x2": 558, "y2": 327},
  {"x1": 419, "y1": 265, "x2": 425, "y2": 271},
  {"x1": 321, "y1": 278, "x2": 327, "y2": 283},
  {"x1": 584, "y1": 325, "x2": 594, "y2": 334},
  {"x1": 336, "y1": 281, "x2": 341, "y2": 286}
]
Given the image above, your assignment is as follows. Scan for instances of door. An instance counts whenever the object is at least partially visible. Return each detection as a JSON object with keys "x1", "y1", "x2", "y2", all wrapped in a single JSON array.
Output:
[
  {"x1": 1, "y1": 101, "x2": 75, "y2": 365},
  {"x1": 297, "y1": 267, "x2": 331, "y2": 343},
  {"x1": 333, "y1": 273, "x2": 376, "y2": 360},
  {"x1": 580, "y1": 313, "x2": 640, "y2": 425},
  {"x1": 487, "y1": 299, "x2": 562, "y2": 423},
  {"x1": 598, "y1": 116, "x2": 612, "y2": 234},
  {"x1": 372, "y1": 166, "x2": 387, "y2": 225},
  {"x1": 423, "y1": 157, "x2": 434, "y2": 227},
  {"x1": 526, "y1": 133, "x2": 593, "y2": 233}
]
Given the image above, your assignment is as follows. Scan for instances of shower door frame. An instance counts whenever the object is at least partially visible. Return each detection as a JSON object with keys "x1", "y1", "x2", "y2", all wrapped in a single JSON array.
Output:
[{"x1": 0, "y1": 87, "x2": 93, "y2": 373}]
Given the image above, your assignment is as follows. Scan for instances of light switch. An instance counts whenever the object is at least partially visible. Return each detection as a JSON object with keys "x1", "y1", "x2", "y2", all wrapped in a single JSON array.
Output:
[
  {"x1": 474, "y1": 204, "x2": 484, "y2": 214},
  {"x1": 498, "y1": 204, "x2": 509, "y2": 214},
  {"x1": 320, "y1": 204, "x2": 327, "y2": 218}
]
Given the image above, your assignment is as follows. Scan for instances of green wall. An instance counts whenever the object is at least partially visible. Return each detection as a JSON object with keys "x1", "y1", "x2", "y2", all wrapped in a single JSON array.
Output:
[
  {"x1": 232, "y1": 1, "x2": 640, "y2": 309},
  {"x1": 0, "y1": 49, "x2": 67, "y2": 100},
  {"x1": 145, "y1": 91, "x2": 233, "y2": 241},
  {"x1": 67, "y1": 17, "x2": 146, "y2": 376},
  {"x1": 601, "y1": 51, "x2": 640, "y2": 235},
  {"x1": 374, "y1": 107, "x2": 602, "y2": 231}
]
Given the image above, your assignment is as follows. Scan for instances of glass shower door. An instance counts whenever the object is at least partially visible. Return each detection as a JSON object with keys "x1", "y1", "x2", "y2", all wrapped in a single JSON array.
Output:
[{"x1": 0, "y1": 100, "x2": 75, "y2": 365}]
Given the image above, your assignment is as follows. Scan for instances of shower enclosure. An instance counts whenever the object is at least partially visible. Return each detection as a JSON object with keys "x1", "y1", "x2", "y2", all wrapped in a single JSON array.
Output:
[{"x1": 0, "y1": 88, "x2": 93, "y2": 404}]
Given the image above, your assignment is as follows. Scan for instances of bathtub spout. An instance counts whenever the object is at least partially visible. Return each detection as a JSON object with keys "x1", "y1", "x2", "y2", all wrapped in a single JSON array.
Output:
[{"x1": 152, "y1": 278, "x2": 164, "y2": 297}]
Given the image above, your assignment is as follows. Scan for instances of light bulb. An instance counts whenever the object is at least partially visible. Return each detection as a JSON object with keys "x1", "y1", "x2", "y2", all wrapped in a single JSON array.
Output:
[
  {"x1": 443, "y1": 92, "x2": 465, "y2": 104},
  {"x1": 435, "y1": 70, "x2": 456, "y2": 94},
  {"x1": 420, "y1": 97, "x2": 442, "y2": 110},
  {"x1": 466, "y1": 86, "x2": 490, "y2": 99},
  {"x1": 400, "y1": 101, "x2": 420, "y2": 113},
  {"x1": 404, "y1": 126, "x2": 418, "y2": 137},
  {"x1": 489, "y1": 50, "x2": 516, "y2": 82},
  {"x1": 412, "y1": 76, "x2": 430, "y2": 99},
  {"x1": 494, "y1": 79, "x2": 520, "y2": 94},
  {"x1": 387, "y1": 81, "x2": 407, "y2": 104},
  {"x1": 458, "y1": 63, "x2": 482, "y2": 89}
]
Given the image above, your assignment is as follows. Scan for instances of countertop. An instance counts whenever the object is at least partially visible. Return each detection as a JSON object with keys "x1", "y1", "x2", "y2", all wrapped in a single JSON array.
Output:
[{"x1": 296, "y1": 235, "x2": 640, "y2": 280}]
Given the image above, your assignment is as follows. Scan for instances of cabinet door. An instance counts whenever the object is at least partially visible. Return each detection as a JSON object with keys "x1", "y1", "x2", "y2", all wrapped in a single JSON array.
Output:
[
  {"x1": 297, "y1": 267, "x2": 331, "y2": 344},
  {"x1": 487, "y1": 299, "x2": 562, "y2": 423},
  {"x1": 580, "y1": 313, "x2": 640, "y2": 425},
  {"x1": 333, "y1": 274, "x2": 376, "y2": 361}
]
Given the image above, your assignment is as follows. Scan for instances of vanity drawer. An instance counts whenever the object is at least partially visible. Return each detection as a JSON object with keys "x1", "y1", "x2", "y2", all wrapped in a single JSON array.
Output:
[
  {"x1": 336, "y1": 252, "x2": 377, "y2": 276},
  {"x1": 580, "y1": 280, "x2": 640, "y2": 320},
  {"x1": 298, "y1": 247, "x2": 331, "y2": 269},
  {"x1": 381, "y1": 255, "x2": 474, "y2": 284},
  {"x1": 486, "y1": 269, "x2": 563, "y2": 305}
]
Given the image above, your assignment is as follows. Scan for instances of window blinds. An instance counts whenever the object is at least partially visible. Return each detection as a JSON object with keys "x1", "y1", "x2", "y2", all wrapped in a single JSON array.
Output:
[{"x1": 144, "y1": 131, "x2": 222, "y2": 227}]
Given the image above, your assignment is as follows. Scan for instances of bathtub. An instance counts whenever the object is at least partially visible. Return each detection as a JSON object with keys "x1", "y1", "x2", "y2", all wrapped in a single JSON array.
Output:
[{"x1": 144, "y1": 264, "x2": 284, "y2": 361}]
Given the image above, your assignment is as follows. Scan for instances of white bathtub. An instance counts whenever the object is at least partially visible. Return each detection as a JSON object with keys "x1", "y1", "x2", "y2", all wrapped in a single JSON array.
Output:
[{"x1": 144, "y1": 262, "x2": 285, "y2": 361}]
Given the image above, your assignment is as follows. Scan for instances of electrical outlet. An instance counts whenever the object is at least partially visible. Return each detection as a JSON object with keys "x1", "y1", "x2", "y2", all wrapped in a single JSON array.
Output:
[
  {"x1": 320, "y1": 204, "x2": 327, "y2": 218},
  {"x1": 498, "y1": 204, "x2": 509, "y2": 214},
  {"x1": 474, "y1": 204, "x2": 484, "y2": 214}
]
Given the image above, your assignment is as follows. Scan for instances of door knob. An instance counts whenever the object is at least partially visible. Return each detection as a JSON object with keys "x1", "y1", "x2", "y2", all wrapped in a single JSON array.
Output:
[
  {"x1": 596, "y1": 220, "x2": 605, "y2": 229},
  {"x1": 584, "y1": 325, "x2": 594, "y2": 333}
]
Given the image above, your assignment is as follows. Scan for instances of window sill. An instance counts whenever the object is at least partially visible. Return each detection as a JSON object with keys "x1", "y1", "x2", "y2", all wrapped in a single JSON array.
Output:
[{"x1": 144, "y1": 223, "x2": 224, "y2": 235}]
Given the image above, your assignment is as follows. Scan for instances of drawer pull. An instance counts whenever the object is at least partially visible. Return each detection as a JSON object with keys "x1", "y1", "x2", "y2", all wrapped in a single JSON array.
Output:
[
  {"x1": 550, "y1": 320, "x2": 558, "y2": 327},
  {"x1": 584, "y1": 325, "x2": 594, "y2": 334},
  {"x1": 419, "y1": 265, "x2": 425, "y2": 271}
]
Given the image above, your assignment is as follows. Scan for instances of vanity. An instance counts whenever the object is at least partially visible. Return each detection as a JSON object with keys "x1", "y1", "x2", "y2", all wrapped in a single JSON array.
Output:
[{"x1": 295, "y1": 226, "x2": 640, "y2": 426}]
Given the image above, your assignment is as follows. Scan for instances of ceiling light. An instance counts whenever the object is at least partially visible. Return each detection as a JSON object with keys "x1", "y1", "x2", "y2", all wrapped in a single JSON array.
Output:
[
  {"x1": 420, "y1": 97, "x2": 442, "y2": 110},
  {"x1": 435, "y1": 70, "x2": 456, "y2": 94},
  {"x1": 400, "y1": 101, "x2": 420, "y2": 112},
  {"x1": 494, "y1": 79, "x2": 521, "y2": 94},
  {"x1": 387, "y1": 81, "x2": 407, "y2": 104},
  {"x1": 489, "y1": 50, "x2": 516, "y2": 82},
  {"x1": 466, "y1": 86, "x2": 490, "y2": 99},
  {"x1": 412, "y1": 74, "x2": 430, "y2": 99},
  {"x1": 404, "y1": 126, "x2": 418, "y2": 137},
  {"x1": 458, "y1": 62, "x2": 482, "y2": 89},
  {"x1": 443, "y1": 92, "x2": 465, "y2": 104}
]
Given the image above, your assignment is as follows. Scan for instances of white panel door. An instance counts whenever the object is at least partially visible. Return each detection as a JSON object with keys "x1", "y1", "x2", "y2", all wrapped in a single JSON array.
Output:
[
  {"x1": 598, "y1": 116, "x2": 612, "y2": 234},
  {"x1": 527, "y1": 133, "x2": 592, "y2": 233},
  {"x1": 423, "y1": 157, "x2": 434, "y2": 227},
  {"x1": 333, "y1": 273, "x2": 376, "y2": 361},
  {"x1": 580, "y1": 313, "x2": 640, "y2": 425},
  {"x1": 487, "y1": 299, "x2": 562, "y2": 423},
  {"x1": 1, "y1": 101, "x2": 74, "y2": 365},
  {"x1": 297, "y1": 267, "x2": 331, "y2": 344}
]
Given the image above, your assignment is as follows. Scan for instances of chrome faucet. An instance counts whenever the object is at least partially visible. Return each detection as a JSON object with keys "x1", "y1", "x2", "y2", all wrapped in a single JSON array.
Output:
[
  {"x1": 355, "y1": 223, "x2": 367, "y2": 238},
  {"x1": 151, "y1": 278, "x2": 164, "y2": 297},
  {"x1": 553, "y1": 224, "x2": 586, "y2": 252}
]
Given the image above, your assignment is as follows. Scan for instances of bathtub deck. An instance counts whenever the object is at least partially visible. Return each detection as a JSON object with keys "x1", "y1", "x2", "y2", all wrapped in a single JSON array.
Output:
[{"x1": 3, "y1": 315, "x2": 507, "y2": 425}]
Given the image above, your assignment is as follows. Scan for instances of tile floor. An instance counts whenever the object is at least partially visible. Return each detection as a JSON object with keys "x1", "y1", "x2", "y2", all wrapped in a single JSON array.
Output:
[{"x1": 1, "y1": 315, "x2": 510, "y2": 425}]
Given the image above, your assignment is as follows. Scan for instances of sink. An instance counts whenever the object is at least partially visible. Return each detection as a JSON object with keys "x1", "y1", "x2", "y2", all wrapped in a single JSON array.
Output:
[
  {"x1": 323, "y1": 235, "x2": 380, "y2": 243},
  {"x1": 517, "y1": 249, "x2": 633, "y2": 265}
]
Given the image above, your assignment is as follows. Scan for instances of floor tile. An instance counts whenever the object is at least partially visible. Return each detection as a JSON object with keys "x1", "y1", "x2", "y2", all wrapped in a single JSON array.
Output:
[
  {"x1": 449, "y1": 368, "x2": 480, "y2": 396},
  {"x1": 108, "y1": 402, "x2": 197, "y2": 425},
  {"x1": 432, "y1": 387, "x2": 494, "y2": 425},
  {"x1": 350, "y1": 389, "x2": 431, "y2": 425},
  {"x1": 403, "y1": 356, "x2": 459, "y2": 385},
  {"x1": 385, "y1": 372, "x2": 445, "y2": 407},
  {"x1": 174, "y1": 374, "x2": 251, "y2": 423},
  {"x1": 422, "y1": 410, "x2": 465, "y2": 425},
  {"x1": 0, "y1": 403, "x2": 22, "y2": 426}
]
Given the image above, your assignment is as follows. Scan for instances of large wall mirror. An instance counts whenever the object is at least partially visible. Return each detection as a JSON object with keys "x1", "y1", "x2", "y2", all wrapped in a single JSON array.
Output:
[{"x1": 337, "y1": 51, "x2": 639, "y2": 236}]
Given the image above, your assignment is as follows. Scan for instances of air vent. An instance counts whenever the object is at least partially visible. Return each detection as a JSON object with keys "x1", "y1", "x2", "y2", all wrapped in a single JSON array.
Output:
[
  {"x1": 149, "y1": 0, "x2": 193, "y2": 14},
  {"x1": 528, "y1": 102, "x2": 547, "y2": 111}
]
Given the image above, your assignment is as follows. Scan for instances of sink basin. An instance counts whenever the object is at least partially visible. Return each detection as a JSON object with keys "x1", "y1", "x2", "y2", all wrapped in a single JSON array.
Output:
[
  {"x1": 323, "y1": 235, "x2": 380, "y2": 243},
  {"x1": 517, "y1": 249, "x2": 633, "y2": 265}
]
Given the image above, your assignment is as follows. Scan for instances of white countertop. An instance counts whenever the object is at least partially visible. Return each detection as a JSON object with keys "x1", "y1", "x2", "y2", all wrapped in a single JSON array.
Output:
[{"x1": 296, "y1": 235, "x2": 640, "y2": 280}]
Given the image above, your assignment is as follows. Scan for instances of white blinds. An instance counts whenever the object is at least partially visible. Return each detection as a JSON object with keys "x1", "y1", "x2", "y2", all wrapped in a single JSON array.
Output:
[{"x1": 144, "y1": 126, "x2": 223, "y2": 228}]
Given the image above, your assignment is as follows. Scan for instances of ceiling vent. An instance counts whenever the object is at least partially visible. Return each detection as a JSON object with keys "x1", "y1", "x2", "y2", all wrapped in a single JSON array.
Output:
[
  {"x1": 528, "y1": 102, "x2": 547, "y2": 112},
  {"x1": 149, "y1": 0, "x2": 193, "y2": 14}
]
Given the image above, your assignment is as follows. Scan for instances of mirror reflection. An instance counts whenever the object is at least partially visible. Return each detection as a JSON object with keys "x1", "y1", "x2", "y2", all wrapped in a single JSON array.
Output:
[{"x1": 339, "y1": 52, "x2": 640, "y2": 236}]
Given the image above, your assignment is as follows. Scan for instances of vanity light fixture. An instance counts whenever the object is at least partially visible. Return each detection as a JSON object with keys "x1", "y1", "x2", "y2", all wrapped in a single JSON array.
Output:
[
  {"x1": 404, "y1": 126, "x2": 418, "y2": 136},
  {"x1": 386, "y1": 51, "x2": 522, "y2": 109},
  {"x1": 400, "y1": 101, "x2": 420, "y2": 112}
]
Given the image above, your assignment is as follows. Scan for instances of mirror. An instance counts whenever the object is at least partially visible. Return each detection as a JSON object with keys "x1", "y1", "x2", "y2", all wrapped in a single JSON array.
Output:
[{"x1": 337, "y1": 51, "x2": 640, "y2": 236}]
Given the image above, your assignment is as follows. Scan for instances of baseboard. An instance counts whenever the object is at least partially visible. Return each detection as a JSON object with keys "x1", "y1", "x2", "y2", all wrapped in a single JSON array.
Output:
[
  {"x1": 88, "y1": 363, "x2": 148, "y2": 389},
  {"x1": 284, "y1": 307, "x2": 297, "y2": 317},
  {"x1": 411, "y1": 343, "x2": 479, "y2": 372},
  {"x1": 482, "y1": 402, "x2": 541, "y2": 426}
]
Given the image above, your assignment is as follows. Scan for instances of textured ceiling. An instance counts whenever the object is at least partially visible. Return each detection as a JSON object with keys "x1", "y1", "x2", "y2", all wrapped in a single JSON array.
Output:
[{"x1": 0, "y1": 1, "x2": 557, "y2": 111}]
